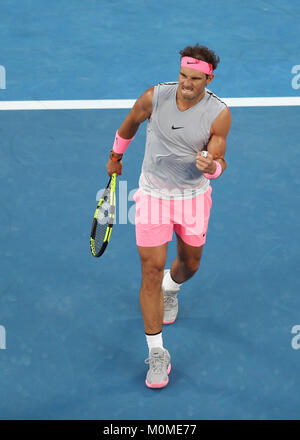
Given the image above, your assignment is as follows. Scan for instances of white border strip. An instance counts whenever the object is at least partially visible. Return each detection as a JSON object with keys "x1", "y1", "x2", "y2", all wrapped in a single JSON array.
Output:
[{"x1": 0, "y1": 97, "x2": 300, "y2": 110}]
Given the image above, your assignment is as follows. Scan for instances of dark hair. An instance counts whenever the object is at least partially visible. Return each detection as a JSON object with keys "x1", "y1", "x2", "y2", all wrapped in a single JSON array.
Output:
[{"x1": 179, "y1": 44, "x2": 220, "y2": 71}]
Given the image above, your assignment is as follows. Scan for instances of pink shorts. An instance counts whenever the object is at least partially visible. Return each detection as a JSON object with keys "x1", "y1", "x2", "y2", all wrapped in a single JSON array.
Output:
[{"x1": 133, "y1": 186, "x2": 213, "y2": 247}]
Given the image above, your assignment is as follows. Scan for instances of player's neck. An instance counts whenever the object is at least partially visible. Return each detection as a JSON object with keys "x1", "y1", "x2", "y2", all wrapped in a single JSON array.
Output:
[{"x1": 176, "y1": 88, "x2": 206, "y2": 112}]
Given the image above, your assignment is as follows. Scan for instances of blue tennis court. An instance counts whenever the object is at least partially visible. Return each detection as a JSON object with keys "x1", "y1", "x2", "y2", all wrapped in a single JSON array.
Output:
[{"x1": 0, "y1": 0, "x2": 300, "y2": 420}]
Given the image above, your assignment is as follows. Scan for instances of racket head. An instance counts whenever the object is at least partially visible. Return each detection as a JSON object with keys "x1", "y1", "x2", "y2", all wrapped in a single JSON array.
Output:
[{"x1": 90, "y1": 173, "x2": 117, "y2": 257}]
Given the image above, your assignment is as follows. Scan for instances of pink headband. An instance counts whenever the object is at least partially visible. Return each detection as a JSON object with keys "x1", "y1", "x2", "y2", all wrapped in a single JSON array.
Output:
[{"x1": 181, "y1": 56, "x2": 213, "y2": 75}]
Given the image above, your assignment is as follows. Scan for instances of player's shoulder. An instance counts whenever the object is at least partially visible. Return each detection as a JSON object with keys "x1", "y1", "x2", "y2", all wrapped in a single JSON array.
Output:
[
  {"x1": 205, "y1": 89, "x2": 231, "y2": 130},
  {"x1": 157, "y1": 81, "x2": 178, "y2": 91},
  {"x1": 154, "y1": 82, "x2": 178, "y2": 100},
  {"x1": 141, "y1": 86, "x2": 155, "y2": 100},
  {"x1": 205, "y1": 88, "x2": 227, "y2": 107},
  {"x1": 141, "y1": 82, "x2": 177, "y2": 98},
  {"x1": 136, "y1": 86, "x2": 155, "y2": 114},
  {"x1": 139, "y1": 82, "x2": 178, "y2": 109}
]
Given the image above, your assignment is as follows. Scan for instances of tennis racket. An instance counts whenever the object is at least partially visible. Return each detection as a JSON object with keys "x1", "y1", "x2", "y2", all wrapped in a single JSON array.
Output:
[{"x1": 90, "y1": 172, "x2": 117, "y2": 257}]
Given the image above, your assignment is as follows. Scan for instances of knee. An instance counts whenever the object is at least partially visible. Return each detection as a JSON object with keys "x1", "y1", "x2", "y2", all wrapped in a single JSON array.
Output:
[
  {"x1": 142, "y1": 262, "x2": 165, "y2": 282},
  {"x1": 140, "y1": 255, "x2": 165, "y2": 287}
]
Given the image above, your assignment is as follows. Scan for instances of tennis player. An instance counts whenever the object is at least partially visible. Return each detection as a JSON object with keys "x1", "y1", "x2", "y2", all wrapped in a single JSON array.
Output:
[{"x1": 106, "y1": 44, "x2": 231, "y2": 388}]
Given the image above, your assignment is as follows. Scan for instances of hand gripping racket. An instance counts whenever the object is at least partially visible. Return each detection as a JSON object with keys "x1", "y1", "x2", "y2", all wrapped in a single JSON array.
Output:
[{"x1": 90, "y1": 172, "x2": 117, "y2": 257}]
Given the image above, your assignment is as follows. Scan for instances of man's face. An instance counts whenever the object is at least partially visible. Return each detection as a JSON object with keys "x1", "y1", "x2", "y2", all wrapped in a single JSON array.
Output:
[{"x1": 178, "y1": 66, "x2": 213, "y2": 101}]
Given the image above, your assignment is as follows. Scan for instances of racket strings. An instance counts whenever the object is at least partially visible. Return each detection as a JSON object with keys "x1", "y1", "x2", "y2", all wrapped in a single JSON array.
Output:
[
  {"x1": 94, "y1": 223, "x2": 108, "y2": 253},
  {"x1": 90, "y1": 173, "x2": 117, "y2": 257},
  {"x1": 93, "y1": 190, "x2": 112, "y2": 253}
]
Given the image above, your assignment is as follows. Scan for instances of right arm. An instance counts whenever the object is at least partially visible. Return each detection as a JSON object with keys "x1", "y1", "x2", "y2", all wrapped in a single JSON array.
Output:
[{"x1": 106, "y1": 86, "x2": 154, "y2": 176}]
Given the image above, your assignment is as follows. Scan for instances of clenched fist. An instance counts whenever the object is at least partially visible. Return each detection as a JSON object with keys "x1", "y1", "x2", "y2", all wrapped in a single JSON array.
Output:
[{"x1": 196, "y1": 151, "x2": 217, "y2": 174}]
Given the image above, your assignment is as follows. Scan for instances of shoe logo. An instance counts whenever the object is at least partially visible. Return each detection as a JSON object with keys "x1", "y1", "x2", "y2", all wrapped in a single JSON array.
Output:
[{"x1": 171, "y1": 125, "x2": 184, "y2": 130}]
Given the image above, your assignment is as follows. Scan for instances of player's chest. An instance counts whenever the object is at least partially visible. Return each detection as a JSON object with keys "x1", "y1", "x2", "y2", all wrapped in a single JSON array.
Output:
[{"x1": 154, "y1": 101, "x2": 211, "y2": 150}]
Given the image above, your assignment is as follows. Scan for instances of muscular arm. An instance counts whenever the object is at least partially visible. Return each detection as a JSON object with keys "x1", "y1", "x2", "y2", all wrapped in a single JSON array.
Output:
[
  {"x1": 106, "y1": 87, "x2": 154, "y2": 175},
  {"x1": 196, "y1": 106, "x2": 232, "y2": 175},
  {"x1": 118, "y1": 86, "x2": 154, "y2": 138}
]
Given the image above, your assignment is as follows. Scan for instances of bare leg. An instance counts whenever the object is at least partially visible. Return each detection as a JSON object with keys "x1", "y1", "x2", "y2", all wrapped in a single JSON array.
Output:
[
  {"x1": 138, "y1": 243, "x2": 168, "y2": 334},
  {"x1": 170, "y1": 234, "x2": 204, "y2": 284}
]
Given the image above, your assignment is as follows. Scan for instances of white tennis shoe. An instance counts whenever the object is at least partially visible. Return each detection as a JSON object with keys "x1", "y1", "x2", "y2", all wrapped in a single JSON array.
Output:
[
  {"x1": 162, "y1": 269, "x2": 180, "y2": 325},
  {"x1": 145, "y1": 347, "x2": 171, "y2": 388}
]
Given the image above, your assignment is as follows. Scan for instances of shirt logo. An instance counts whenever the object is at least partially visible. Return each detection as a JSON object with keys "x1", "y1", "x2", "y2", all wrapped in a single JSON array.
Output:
[{"x1": 171, "y1": 125, "x2": 184, "y2": 130}]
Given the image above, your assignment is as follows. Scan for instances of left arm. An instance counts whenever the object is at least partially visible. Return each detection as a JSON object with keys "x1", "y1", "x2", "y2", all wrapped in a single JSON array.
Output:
[{"x1": 196, "y1": 106, "x2": 232, "y2": 175}]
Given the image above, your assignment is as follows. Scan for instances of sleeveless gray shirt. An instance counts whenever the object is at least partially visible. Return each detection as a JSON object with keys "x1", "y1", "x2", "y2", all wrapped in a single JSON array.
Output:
[{"x1": 138, "y1": 82, "x2": 227, "y2": 200}]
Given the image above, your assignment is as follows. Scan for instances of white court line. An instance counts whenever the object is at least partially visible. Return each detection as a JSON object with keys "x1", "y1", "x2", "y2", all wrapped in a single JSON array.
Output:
[
  {"x1": 0, "y1": 99, "x2": 136, "y2": 110},
  {"x1": 0, "y1": 97, "x2": 300, "y2": 110}
]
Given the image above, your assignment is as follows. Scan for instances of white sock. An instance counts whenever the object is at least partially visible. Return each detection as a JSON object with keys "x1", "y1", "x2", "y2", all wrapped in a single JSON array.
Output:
[
  {"x1": 163, "y1": 270, "x2": 182, "y2": 291},
  {"x1": 145, "y1": 331, "x2": 164, "y2": 353}
]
